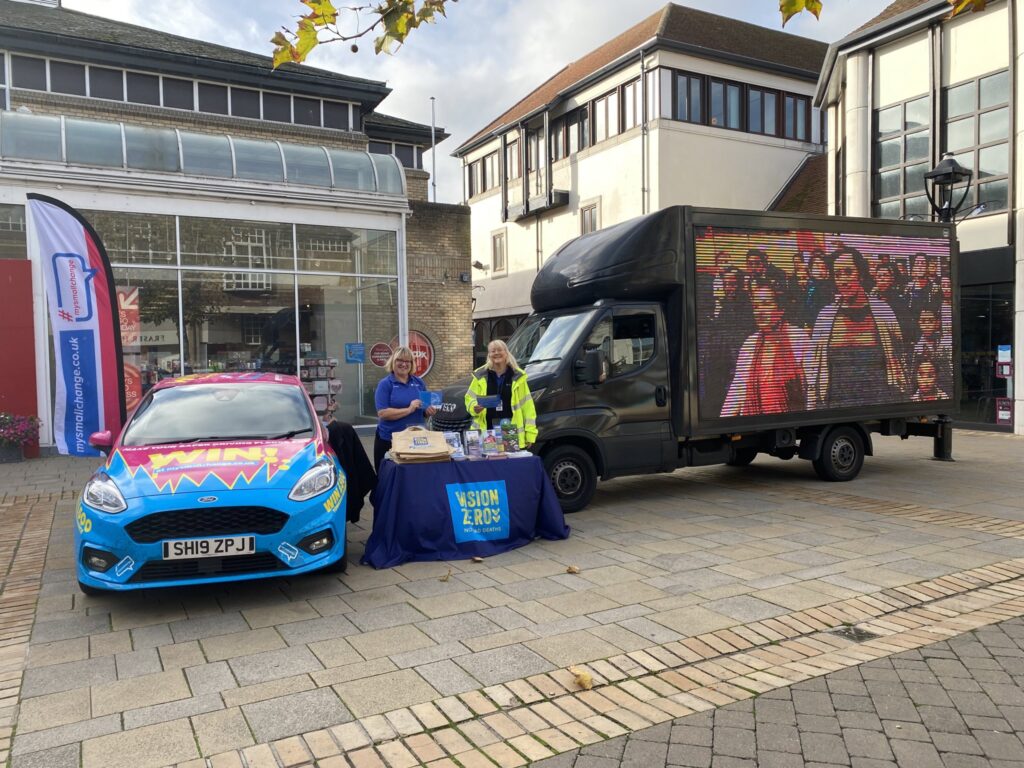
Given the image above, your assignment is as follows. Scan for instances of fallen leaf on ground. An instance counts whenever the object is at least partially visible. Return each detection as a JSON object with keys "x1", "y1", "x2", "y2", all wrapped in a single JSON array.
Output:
[
  {"x1": 439, "y1": 568, "x2": 452, "y2": 582},
  {"x1": 568, "y1": 665, "x2": 593, "y2": 690},
  {"x1": 566, "y1": 565, "x2": 581, "y2": 574}
]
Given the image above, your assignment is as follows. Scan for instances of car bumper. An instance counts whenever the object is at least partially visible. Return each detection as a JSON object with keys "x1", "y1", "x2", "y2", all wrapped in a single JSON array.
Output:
[{"x1": 74, "y1": 487, "x2": 346, "y2": 591}]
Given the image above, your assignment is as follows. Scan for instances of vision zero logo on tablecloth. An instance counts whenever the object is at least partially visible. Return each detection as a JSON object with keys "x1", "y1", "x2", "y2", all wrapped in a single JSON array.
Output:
[{"x1": 446, "y1": 480, "x2": 510, "y2": 542}]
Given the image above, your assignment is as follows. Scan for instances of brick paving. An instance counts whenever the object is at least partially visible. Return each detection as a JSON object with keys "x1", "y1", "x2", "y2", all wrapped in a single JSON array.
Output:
[
  {"x1": 2, "y1": 431, "x2": 1024, "y2": 766},
  {"x1": 536, "y1": 615, "x2": 1024, "y2": 768}
]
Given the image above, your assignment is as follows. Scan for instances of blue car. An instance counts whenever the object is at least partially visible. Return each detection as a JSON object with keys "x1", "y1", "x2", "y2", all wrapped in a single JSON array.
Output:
[{"x1": 76, "y1": 372, "x2": 346, "y2": 593}]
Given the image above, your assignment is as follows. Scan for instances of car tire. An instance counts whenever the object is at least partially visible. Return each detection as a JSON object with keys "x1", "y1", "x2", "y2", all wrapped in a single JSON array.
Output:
[
  {"x1": 813, "y1": 426, "x2": 864, "y2": 482},
  {"x1": 78, "y1": 580, "x2": 106, "y2": 596},
  {"x1": 726, "y1": 448, "x2": 758, "y2": 466},
  {"x1": 543, "y1": 444, "x2": 597, "y2": 513}
]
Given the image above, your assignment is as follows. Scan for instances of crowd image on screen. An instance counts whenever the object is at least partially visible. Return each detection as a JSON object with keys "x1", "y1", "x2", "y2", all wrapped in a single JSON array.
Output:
[{"x1": 696, "y1": 231, "x2": 954, "y2": 418}]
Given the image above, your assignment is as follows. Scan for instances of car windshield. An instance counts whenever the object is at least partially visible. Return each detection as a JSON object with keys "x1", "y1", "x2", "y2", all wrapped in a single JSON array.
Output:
[
  {"x1": 121, "y1": 383, "x2": 314, "y2": 446},
  {"x1": 508, "y1": 310, "x2": 596, "y2": 366}
]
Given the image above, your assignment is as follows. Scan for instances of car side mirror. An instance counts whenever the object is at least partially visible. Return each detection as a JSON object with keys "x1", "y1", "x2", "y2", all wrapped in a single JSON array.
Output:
[
  {"x1": 88, "y1": 430, "x2": 113, "y2": 452},
  {"x1": 575, "y1": 349, "x2": 606, "y2": 385}
]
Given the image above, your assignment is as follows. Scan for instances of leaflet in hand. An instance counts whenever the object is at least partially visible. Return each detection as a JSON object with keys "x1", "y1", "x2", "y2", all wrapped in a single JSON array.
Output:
[
  {"x1": 476, "y1": 394, "x2": 502, "y2": 408},
  {"x1": 418, "y1": 391, "x2": 443, "y2": 409}
]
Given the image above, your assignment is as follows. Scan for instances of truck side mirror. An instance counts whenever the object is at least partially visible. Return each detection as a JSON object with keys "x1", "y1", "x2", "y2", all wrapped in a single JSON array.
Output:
[{"x1": 575, "y1": 349, "x2": 606, "y2": 385}]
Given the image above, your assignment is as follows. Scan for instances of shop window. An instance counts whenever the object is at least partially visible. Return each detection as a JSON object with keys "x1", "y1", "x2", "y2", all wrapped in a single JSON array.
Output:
[
  {"x1": 873, "y1": 94, "x2": 930, "y2": 219},
  {"x1": 86, "y1": 210, "x2": 176, "y2": 266},
  {"x1": 90, "y1": 67, "x2": 124, "y2": 100},
  {"x1": 262, "y1": 92, "x2": 291, "y2": 122},
  {"x1": 50, "y1": 60, "x2": 86, "y2": 96},
  {"x1": 11, "y1": 55, "x2": 46, "y2": 90},
  {"x1": 179, "y1": 217, "x2": 293, "y2": 271},
  {"x1": 297, "y1": 224, "x2": 356, "y2": 272},
  {"x1": 491, "y1": 231, "x2": 506, "y2": 273},
  {"x1": 231, "y1": 87, "x2": 261, "y2": 119},
  {"x1": 233, "y1": 137, "x2": 285, "y2": 182},
  {"x1": 112, "y1": 266, "x2": 181, "y2": 393},
  {"x1": 198, "y1": 83, "x2": 228, "y2": 115},
  {"x1": 362, "y1": 229, "x2": 398, "y2": 274},
  {"x1": 323, "y1": 101, "x2": 350, "y2": 130},
  {"x1": 162, "y1": 77, "x2": 194, "y2": 110},
  {"x1": 943, "y1": 69, "x2": 1009, "y2": 216},
  {"x1": 126, "y1": 72, "x2": 160, "y2": 105}
]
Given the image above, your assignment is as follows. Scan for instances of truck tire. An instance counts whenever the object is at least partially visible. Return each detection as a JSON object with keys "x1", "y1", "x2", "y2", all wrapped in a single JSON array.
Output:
[
  {"x1": 544, "y1": 445, "x2": 597, "y2": 513},
  {"x1": 727, "y1": 448, "x2": 758, "y2": 466},
  {"x1": 813, "y1": 426, "x2": 864, "y2": 481}
]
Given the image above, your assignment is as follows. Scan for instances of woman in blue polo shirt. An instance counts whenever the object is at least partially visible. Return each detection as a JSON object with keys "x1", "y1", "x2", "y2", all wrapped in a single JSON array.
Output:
[{"x1": 374, "y1": 346, "x2": 436, "y2": 470}]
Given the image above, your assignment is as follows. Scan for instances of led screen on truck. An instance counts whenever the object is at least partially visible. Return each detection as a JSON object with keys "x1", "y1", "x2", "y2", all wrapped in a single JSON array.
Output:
[{"x1": 695, "y1": 225, "x2": 953, "y2": 421}]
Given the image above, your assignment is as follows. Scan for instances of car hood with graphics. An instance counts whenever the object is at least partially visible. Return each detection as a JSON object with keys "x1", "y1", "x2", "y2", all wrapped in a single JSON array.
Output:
[{"x1": 103, "y1": 437, "x2": 324, "y2": 499}]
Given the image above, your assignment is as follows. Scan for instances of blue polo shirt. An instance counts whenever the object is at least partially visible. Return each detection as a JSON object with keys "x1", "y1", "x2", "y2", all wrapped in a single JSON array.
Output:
[{"x1": 375, "y1": 373, "x2": 427, "y2": 440}]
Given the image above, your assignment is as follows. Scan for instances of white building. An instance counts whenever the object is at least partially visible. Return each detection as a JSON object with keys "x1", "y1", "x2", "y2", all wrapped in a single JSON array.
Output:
[
  {"x1": 454, "y1": 3, "x2": 829, "y2": 364},
  {"x1": 816, "y1": 0, "x2": 1019, "y2": 432}
]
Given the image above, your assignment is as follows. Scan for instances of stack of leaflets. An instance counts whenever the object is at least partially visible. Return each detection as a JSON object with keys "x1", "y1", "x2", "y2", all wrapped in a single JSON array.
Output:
[
  {"x1": 443, "y1": 431, "x2": 466, "y2": 459},
  {"x1": 464, "y1": 430, "x2": 483, "y2": 459}
]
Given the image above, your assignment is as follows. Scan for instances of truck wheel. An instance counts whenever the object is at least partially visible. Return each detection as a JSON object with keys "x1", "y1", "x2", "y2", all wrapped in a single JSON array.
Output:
[
  {"x1": 727, "y1": 448, "x2": 757, "y2": 466},
  {"x1": 544, "y1": 445, "x2": 597, "y2": 513},
  {"x1": 813, "y1": 426, "x2": 864, "y2": 481}
]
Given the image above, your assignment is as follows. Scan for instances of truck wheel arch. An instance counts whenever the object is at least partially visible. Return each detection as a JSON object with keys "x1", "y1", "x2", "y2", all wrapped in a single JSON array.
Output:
[
  {"x1": 798, "y1": 423, "x2": 874, "y2": 461},
  {"x1": 537, "y1": 433, "x2": 606, "y2": 478}
]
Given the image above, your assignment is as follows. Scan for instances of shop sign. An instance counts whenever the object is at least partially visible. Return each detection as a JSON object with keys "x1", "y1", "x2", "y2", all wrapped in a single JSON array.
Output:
[
  {"x1": 344, "y1": 343, "x2": 366, "y2": 364},
  {"x1": 446, "y1": 480, "x2": 510, "y2": 542},
  {"x1": 369, "y1": 342, "x2": 393, "y2": 368},
  {"x1": 124, "y1": 363, "x2": 142, "y2": 411},
  {"x1": 391, "y1": 331, "x2": 434, "y2": 378},
  {"x1": 996, "y1": 397, "x2": 1014, "y2": 426},
  {"x1": 117, "y1": 287, "x2": 140, "y2": 348}
]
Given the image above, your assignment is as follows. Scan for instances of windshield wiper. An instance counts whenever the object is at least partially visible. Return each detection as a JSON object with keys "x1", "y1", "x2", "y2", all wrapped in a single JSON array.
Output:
[
  {"x1": 265, "y1": 427, "x2": 314, "y2": 440},
  {"x1": 527, "y1": 357, "x2": 563, "y2": 364},
  {"x1": 174, "y1": 436, "x2": 252, "y2": 444}
]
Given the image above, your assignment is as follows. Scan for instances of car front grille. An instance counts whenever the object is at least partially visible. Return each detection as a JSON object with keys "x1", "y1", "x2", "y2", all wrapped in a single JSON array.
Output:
[
  {"x1": 128, "y1": 552, "x2": 286, "y2": 583},
  {"x1": 125, "y1": 507, "x2": 289, "y2": 544}
]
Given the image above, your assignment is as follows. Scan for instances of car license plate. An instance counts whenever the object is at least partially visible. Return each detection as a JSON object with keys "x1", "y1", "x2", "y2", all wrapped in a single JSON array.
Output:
[{"x1": 162, "y1": 536, "x2": 255, "y2": 560}]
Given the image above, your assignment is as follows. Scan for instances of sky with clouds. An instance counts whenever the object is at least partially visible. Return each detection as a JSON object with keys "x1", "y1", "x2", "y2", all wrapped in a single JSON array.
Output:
[{"x1": 63, "y1": 0, "x2": 893, "y2": 203}]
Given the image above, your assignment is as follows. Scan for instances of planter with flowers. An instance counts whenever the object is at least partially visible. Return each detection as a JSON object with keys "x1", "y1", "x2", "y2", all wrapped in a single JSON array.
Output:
[{"x1": 0, "y1": 413, "x2": 40, "y2": 463}]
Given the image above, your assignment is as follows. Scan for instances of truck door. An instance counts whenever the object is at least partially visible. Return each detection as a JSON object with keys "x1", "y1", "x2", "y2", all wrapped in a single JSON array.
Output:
[{"x1": 573, "y1": 305, "x2": 672, "y2": 473}]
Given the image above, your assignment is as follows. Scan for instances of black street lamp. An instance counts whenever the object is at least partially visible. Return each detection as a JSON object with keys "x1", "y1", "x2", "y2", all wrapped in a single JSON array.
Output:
[{"x1": 924, "y1": 152, "x2": 973, "y2": 223}]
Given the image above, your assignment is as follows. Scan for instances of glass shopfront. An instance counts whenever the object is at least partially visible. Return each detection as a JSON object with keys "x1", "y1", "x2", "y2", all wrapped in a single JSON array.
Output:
[
  {"x1": 959, "y1": 282, "x2": 1013, "y2": 428},
  {"x1": 83, "y1": 210, "x2": 401, "y2": 427}
]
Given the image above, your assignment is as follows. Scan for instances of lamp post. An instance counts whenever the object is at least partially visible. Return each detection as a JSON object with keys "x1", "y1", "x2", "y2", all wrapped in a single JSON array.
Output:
[
  {"x1": 923, "y1": 153, "x2": 972, "y2": 462},
  {"x1": 924, "y1": 152, "x2": 973, "y2": 224}
]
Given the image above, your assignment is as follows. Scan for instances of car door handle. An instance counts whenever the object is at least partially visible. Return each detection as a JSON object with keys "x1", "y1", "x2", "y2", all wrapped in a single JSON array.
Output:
[{"x1": 655, "y1": 385, "x2": 667, "y2": 407}]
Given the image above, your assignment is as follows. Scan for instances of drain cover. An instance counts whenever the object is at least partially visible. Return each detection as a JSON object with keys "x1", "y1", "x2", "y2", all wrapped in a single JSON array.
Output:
[{"x1": 828, "y1": 625, "x2": 882, "y2": 643}]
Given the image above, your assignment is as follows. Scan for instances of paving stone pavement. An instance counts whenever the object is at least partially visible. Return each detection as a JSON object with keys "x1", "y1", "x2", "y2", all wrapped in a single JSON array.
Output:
[
  {"x1": 534, "y1": 615, "x2": 1024, "y2": 768},
  {"x1": 4, "y1": 431, "x2": 1024, "y2": 766}
]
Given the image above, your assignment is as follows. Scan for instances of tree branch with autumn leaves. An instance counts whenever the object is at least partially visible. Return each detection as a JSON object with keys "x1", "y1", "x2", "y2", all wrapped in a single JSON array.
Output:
[{"x1": 272, "y1": 0, "x2": 987, "y2": 68}]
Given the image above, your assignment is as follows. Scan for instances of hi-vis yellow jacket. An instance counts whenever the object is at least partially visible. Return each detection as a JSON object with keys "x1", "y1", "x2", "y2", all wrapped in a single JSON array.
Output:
[{"x1": 464, "y1": 367, "x2": 537, "y2": 448}]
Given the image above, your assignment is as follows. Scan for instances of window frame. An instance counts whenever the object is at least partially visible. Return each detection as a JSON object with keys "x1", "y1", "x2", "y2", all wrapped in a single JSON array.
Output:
[
  {"x1": 490, "y1": 229, "x2": 507, "y2": 276},
  {"x1": 746, "y1": 85, "x2": 779, "y2": 136},
  {"x1": 580, "y1": 202, "x2": 599, "y2": 235},
  {"x1": 708, "y1": 77, "x2": 743, "y2": 131},
  {"x1": 872, "y1": 93, "x2": 932, "y2": 220},
  {"x1": 941, "y1": 68, "x2": 1010, "y2": 218}
]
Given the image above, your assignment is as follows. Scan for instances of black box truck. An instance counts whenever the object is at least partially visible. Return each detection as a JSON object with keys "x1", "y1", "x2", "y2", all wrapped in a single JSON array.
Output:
[{"x1": 435, "y1": 207, "x2": 958, "y2": 511}]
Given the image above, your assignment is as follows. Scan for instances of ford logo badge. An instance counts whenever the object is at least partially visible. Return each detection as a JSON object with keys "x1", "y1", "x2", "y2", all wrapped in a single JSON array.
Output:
[{"x1": 198, "y1": 496, "x2": 218, "y2": 503}]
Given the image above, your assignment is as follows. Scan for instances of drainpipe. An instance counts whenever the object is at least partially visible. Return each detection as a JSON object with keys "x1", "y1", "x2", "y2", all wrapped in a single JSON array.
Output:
[{"x1": 640, "y1": 50, "x2": 647, "y2": 215}]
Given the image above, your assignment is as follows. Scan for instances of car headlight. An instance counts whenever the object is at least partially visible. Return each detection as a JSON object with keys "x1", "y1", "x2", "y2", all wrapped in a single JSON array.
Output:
[
  {"x1": 289, "y1": 458, "x2": 336, "y2": 502},
  {"x1": 82, "y1": 473, "x2": 127, "y2": 514}
]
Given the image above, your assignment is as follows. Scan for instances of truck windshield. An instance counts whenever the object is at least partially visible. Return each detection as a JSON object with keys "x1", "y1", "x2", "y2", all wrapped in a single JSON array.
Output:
[{"x1": 508, "y1": 310, "x2": 596, "y2": 366}]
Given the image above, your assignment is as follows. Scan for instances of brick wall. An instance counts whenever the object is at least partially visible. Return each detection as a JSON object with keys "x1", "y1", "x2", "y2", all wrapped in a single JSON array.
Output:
[
  {"x1": 405, "y1": 169, "x2": 429, "y2": 202},
  {"x1": 405, "y1": 200, "x2": 473, "y2": 390}
]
